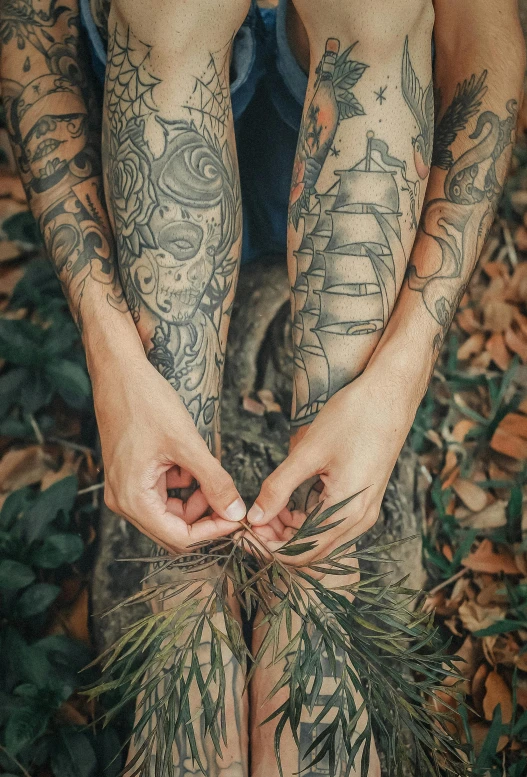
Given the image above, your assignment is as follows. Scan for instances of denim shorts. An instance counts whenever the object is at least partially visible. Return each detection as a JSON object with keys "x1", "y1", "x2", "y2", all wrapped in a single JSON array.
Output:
[{"x1": 79, "y1": 0, "x2": 306, "y2": 263}]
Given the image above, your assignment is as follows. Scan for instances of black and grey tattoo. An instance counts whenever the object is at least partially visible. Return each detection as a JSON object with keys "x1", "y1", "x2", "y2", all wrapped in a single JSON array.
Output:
[
  {"x1": 406, "y1": 70, "x2": 517, "y2": 349},
  {"x1": 103, "y1": 28, "x2": 241, "y2": 449},
  {"x1": 290, "y1": 40, "x2": 416, "y2": 427},
  {"x1": 0, "y1": 0, "x2": 123, "y2": 329}
]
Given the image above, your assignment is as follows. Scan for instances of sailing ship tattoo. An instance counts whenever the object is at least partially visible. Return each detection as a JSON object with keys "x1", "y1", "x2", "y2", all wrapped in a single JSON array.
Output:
[
  {"x1": 104, "y1": 27, "x2": 241, "y2": 449},
  {"x1": 290, "y1": 40, "x2": 413, "y2": 427},
  {"x1": 406, "y1": 70, "x2": 517, "y2": 349}
]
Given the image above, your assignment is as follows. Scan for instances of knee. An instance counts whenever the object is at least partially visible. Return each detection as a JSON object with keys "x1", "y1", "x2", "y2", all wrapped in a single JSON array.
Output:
[{"x1": 293, "y1": 0, "x2": 434, "y2": 56}]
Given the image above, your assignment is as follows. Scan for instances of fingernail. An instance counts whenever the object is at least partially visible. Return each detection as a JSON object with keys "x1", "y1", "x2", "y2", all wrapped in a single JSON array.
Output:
[
  {"x1": 247, "y1": 504, "x2": 265, "y2": 524},
  {"x1": 225, "y1": 498, "x2": 246, "y2": 522}
]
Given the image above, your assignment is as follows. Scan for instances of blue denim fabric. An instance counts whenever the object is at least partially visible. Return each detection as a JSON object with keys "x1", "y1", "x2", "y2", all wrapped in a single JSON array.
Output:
[{"x1": 78, "y1": 0, "x2": 306, "y2": 262}]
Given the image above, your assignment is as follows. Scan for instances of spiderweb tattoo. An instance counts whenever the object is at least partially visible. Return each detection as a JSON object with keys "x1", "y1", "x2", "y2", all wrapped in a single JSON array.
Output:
[
  {"x1": 185, "y1": 39, "x2": 232, "y2": 137},
  {"x1": 105, "y1": 26, "x2": 160, "y2": 134}
]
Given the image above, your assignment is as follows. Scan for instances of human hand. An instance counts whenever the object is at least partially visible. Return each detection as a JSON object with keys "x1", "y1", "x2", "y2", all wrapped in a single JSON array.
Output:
[
  {"x1": 246, "y1": 365, "x2": 421, "y2": 566},
  {"x1": 92, "y1": 352, "x2": 246, "y2": 553}
]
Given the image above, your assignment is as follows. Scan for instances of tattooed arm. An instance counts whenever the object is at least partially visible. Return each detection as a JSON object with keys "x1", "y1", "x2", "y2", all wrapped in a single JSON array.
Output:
[
  {"x1": 248, "y1": 0, "x2": 524, "y2": 559},
  {"x1": 0, "y1": 0, "x2": 246, "y2": 551},
  {"x1": 0, "y1": 0, "x2": 124, "y2": 329}
]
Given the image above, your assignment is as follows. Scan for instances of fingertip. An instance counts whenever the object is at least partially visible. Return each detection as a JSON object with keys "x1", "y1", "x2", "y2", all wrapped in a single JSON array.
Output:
[
  {"x1": 247, "y1": 503, "x2": 266, "y2": 525},
  {"x1": 225, "y1": 497, "x2": 247, "y2": 522}
]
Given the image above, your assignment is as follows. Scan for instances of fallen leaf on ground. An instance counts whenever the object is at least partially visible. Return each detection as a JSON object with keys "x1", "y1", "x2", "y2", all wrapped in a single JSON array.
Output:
[
  {"x1": 483, "y1": 670, "x2": 513, "y2": 723},
  {"x1": 0, "y1": 446, "x2": 52, "y2": 491},
  {"x1": 490, "y1": 426, "x2": 527, "y2": 460},
  {"x1": 453, "y1": 479, "x2": 489, "y2": 512},
  {"x1": 486, "y1": 332, "x2": 512, "y2": 370},
  {"x1": 462, "y1": 539, "x2": 520, "y2": 575},
  {"x1": 457, "y1": 500, "x2": 507, "y2": 530},
  {"x1": 458, "y1": 600, "x2": 506, "y2": 632}
]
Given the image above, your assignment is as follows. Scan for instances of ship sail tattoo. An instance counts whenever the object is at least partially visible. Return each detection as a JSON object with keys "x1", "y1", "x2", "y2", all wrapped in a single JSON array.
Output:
[{"x1": 291, "y1": 131, "x2": 408, "y2": 426}]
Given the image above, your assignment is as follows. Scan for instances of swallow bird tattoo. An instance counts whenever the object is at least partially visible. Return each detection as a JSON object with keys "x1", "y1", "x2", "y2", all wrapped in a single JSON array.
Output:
[{"x1": 401, "y1": 35, "x2": 434, "y2": 179}]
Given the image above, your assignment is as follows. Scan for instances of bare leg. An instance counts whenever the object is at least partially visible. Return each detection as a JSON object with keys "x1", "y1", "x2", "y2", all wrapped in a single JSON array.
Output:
[
  {"x1": 102, "y1": 0, "x2": 251, "y2": 772},
  {"x1": 250, "y1": 1, "x2": 435, "y2": 774}
]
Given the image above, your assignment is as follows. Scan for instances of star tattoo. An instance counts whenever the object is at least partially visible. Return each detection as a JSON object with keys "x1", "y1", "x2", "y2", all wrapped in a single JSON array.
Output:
[
  {"x1": 375, "y1": 85, "x2": 387, "y2": 104},
  {"x1": 330, "y1": 145, "x2": 340, "y2": 157}
]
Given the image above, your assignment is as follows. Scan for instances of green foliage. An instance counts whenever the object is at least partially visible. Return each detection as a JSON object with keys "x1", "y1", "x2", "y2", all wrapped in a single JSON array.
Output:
[
  {"x1": 88, "y1": 498, "x2": 469, "y2": 777},
  {"x1": 0, "y1": 255, "x2": 91, "y2": 439},
  {"x1": 0, "y1": 476, "x2": 124, "y2": 776}
]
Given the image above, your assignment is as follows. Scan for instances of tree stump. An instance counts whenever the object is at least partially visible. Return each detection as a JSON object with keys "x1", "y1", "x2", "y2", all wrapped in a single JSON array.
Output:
[{"x1": 92, "y1": 257, "x2": 426, "y2": 650}]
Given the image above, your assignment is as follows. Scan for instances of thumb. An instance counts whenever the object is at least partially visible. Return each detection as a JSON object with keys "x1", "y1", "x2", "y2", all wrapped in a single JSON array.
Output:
[
  {"x1": 247, "y1": 446, "x2": 321, "y2": 526},
  {"x1": 191, "y1": 450, "x2": 246, "y2": 523}
]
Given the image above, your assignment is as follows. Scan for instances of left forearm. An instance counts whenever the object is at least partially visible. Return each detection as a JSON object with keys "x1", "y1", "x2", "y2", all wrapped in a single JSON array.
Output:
[{"x1": 371, "y1": 0, "x2": 525, "y2": 398}]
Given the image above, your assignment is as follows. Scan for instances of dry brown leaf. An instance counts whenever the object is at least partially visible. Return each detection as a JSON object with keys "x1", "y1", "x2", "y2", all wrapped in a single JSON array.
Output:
[
  {"x1": 430, "y1": 688, "x2": 461, "y2": 737},
  {"x1": 498, "y1": 412, "x2": 527, "y2": 440},
  {"x1": 476, "y1": 578, "x2": 508, "y2": 607},
  {"x1": 242, "y1": 395, "x2": 265, "y2": 416},
  {"x1": 454, "y1": 636, "x2": 482, "y2": 681},
  {"x1": 0, "y1": 173, "x2": 26, "y2": 202},
  {"x1": 452, "y1": 478, "x2": 488, "y2": 512},
  {"x1": 462, "y1": 539, "x2": 520, "y2": 575},
  {"x1": 482, "y1": 259, "x2": 508, "y2": 279},
  {"x1": 490, "y1": 426, "x2": 527, "y2": 460},
  {"x1": 458, "y1": 332, "x2": 485, "y2": 360},
  {"x1": 483, "y1": 634, "x2": 520, "y2": 667},
  {"x1": 257, "y1": 389, "x2": 282, "y2": 413},
  {"x1": 483, "y1": 670, "x2": 513, "y2": 723},
  {"x1": 485, "y1": 332, "x2": 512, "y2": 371},
  {"x1": 457, "y1": 500, "x2": 507, "y2": 530},
  {"x1": 472, "y1": 662, "x2": 490, "y2": 715},
  {"x1": 456, "y1": 306, "x2": 480, "y2": 334},
  {"x1": 452, "y1": 419, "x2": 478, "y2": 443},
  {"x1": 0, "y1": 240, "x2": 21, "y2": 263},
  {"x1": 508, "y1": 263, "x2": 527, "y2": 302},
  {"x1": 0, "y1": 198, "x2": 27, "y2": 224},
  {"x1": 483, "y1": 300, "x2": 516, "y2": 333},
  {"x1": 0, "y1": 446, "x2": 53, "y2": 491},
  {"x1": 0, "y1": 265, "x2": 24, "y2": 297},
  {"x1": 505, "y1": 326, "x2": 527, "y2": 361},
  {"x1": 458, "y1": 600, "x2": 506, "y2": 632},
  {"x1": 441, "y1": 449, "x2": 460, "y2": 490},
  {"x1": 57, "y1": 701, "x2": 88, "y2": 727},
  {"x1": 41, "y1": 451, "x2": 79, "y2": 490}
]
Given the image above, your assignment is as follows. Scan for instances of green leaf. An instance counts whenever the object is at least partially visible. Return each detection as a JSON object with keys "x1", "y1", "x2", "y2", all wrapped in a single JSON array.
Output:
[
  {"x1": 506, "y1": 484, "x2": 523, "y2": 544},
  {"x1": 4, "y1": 704, "x2": 49, "y2": 756},
  {"x1": 31, "y1": 532, "x2": 84, "y2": 568},
  {"x1": 0, "y1": 367, "x2": 29, "y2": 417},
  {"x1": 2, "y1": 210, "x2": 41, "y2": 246},
  {"x1": 51, "y1": 731, "x2": 97, "y2": 777},
  {"x1": 0, "y1": 319, "x2": 43, "y2": 366},
  {"x1": 0, "y1": 487, "x2": 32, "y2": 529},
  {"x1": 475, "y1": 704, "x2": 503, "y2": 769},
  {"x1": 23, "y1": 475, "x2": 78, "y2": 543},
  {"x1": 45, "y1": 359, "x2": 91, "y2": 401},
  {"x1": 17, "y1": 582, "x2": 60, "y2": 618},
  {"x1": 0, "y1": 559, "x2": 36, "y2": 590},
  {"x1": 473, "y1": 618, "x2": 527, "y2": 637}
]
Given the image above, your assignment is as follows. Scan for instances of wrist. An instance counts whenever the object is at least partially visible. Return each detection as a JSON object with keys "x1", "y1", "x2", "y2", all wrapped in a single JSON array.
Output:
[
  {"x1": 365, "y1": 317, "x2": 434, "y2": 419},
  {"x1": 80, "y1": 287, "x2": 147, "y2": 380}
]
